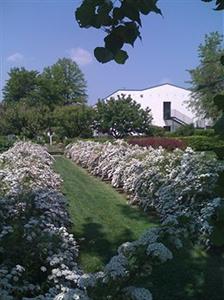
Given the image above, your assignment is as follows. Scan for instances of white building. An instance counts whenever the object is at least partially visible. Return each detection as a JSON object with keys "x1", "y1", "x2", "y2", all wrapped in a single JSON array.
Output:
[{"x1": 105, "y1": 83, "x2": 205, "y2": 132}]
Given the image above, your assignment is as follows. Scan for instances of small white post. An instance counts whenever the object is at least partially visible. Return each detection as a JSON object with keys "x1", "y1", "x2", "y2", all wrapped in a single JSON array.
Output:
[{"x1": 47, "y1": 131, "x2": 53, "y2": 146}]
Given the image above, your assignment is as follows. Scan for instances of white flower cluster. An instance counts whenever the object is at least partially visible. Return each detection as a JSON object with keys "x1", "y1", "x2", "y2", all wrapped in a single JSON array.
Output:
[
  {"x1": 0, "y1": 142, "x2": 86, "y2": 299},
  {"x1": 0, "y1": 142, "x2": 61, "y2": 196},
  {"x1": 66, "y1": 140, "x2": 223, "y2": 240}
]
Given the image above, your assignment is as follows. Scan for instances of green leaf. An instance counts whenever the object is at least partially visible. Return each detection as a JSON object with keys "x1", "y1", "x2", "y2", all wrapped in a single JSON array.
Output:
[
  {"x1": 94, "y1": 47, "x2": 114, "y2": 63},
  {"x1": 113, "y1": 23, "x2": 140, "y2": 46},
  {"x1": 97, "y1": 1, "x2": 113, "y2": 26},
  {"x1": 121, "y1": 0, "x2": 141, "y2": 25},
  {"x1": 104, "y1": 33, "x2": 124, "y2": 54},
  {"x1": 138, "y1": 0, "x2": 162, "y2": 15},
  {"x1": 113, "y1": 7, "x2": 124, "y2": 21},
  {"x1": 114, "y1": 50, "x2": 129, "y2": 64},
  {"x1": 214, "y1": 0, "x2": 224, "y2": 10},
  {"x1": 124, "y1": 22, "x2": 141, "y2": 45},
  {"x1": 97, "y1": 14, "x2": 112, "y2": 26},
  {"x1": 75, "y1": 2, "x2": 95, "y2": 28},
  {"x1": 97, "y1": 0, "x2": 113, "y2": 12}
]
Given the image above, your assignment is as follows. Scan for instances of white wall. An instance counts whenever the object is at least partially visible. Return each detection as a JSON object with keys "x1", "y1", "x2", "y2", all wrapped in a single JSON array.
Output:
[{"x1": 106, "y1": 83, "x2": 195, "y2": 128}]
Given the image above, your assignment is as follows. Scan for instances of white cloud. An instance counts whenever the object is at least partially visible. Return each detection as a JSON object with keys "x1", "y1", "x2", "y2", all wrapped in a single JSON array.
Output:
[
  {"x1": 7, "y1": 52, "x2": 24, "y2": 62},
  {"x1": 68, "y1": 48, "x2": 93, "y2": 65}
]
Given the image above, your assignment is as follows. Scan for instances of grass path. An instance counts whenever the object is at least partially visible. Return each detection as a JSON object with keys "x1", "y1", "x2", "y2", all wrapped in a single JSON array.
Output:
[{"x1": 54, "y1": 156, "x2": 157, "y2": 272}]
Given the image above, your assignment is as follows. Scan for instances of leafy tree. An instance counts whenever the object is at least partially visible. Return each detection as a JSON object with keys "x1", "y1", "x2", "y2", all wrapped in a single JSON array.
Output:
[
  {"x1": 53, "y1": 104, "x2": 94, "y2": 139},
  {"x1": 188, "y1": 32, "x2": 224, "y2": 120},
  {"x1": 2, "y1": 59, "x2": 87, "y2": 108},
  {"x1": 75, "y1": 0, "x2": 224, "y2": 64},
  {"x1": 3, "y1": 67, "x2": 39, "y2": 103},
  {"x1": 38, "y1": 58, "x2": 87, "y2": 107},
  {"x1": 94, "y1": 94, "x2": 153, "y2": 138},
  {"x1": 213, "y1": 55, "x2": 224, "y2": 140},
  {"x1": 0, "y1": 102, "x2": 51, "y2": 139}
]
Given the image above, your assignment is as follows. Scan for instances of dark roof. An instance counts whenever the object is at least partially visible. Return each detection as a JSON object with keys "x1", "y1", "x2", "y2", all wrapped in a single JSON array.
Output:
[{"x1": 104, "y1": 83, "x2": 190, "y2": 100}]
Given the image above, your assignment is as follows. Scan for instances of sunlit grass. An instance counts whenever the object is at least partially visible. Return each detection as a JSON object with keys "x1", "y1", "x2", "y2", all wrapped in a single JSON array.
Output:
[{"x1": 54, "y1": 156, "x2": 157, "y2": 272}]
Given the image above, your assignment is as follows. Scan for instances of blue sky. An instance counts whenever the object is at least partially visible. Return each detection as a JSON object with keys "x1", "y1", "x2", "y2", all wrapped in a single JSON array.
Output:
[{"x1": 0, "y1": 0, "x2": 223, "y2": 104}]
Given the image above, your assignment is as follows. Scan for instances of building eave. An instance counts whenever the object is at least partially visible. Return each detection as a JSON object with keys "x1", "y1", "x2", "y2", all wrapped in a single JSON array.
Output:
[{"x1": 103, "y1": 83, "x2": 191, "y2": 100}]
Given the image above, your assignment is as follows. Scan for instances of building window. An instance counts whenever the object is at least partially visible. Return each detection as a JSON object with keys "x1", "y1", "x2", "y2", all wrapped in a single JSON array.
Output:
[
  {"x1": 164, "y1": 126, "x2": 171, "y2": 132},
  {"x1": 163, "y1": 102, "x2": 171, "y2": 120}
]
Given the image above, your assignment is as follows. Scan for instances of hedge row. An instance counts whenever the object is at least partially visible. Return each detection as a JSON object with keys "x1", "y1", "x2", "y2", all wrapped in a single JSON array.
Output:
[
  {"x1": 126, "y1": 135, "x2": 224, "y2": 159},
  {"x1": 128, "y1": 137, "x2": 186, "y2": 150},
  {"x1": 180, "y1": 136, "x2": 224, "y2": 158}
]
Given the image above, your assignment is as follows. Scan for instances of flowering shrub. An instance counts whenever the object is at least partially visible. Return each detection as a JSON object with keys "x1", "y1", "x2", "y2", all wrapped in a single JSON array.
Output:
[
  {"x1": 0, "y1": 142, "x2": 86, "y2": 299},
  {"x1": 0, "y1": 142, "x2": 61, "y2": 196},
  {"x1": 65, "y1": 140, "x2": 224, "y2": 244},
  {"x1": 128, "y1": 137, "x2": 186, "y2": 150},
  {"x1": 1, "y1": 142, "x2": 169, "y2": 300},
  {"x1": 1, "y1": 141, "x2": 223, "y2": 300},
  {"x1": 63, "y1": 140, "x2": 224, "y2": 299},
  {"x1": 74, "y1": 214, "x2": 191, "y2": 300}
]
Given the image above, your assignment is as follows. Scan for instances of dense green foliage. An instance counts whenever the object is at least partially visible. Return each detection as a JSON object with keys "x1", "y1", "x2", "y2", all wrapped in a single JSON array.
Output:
[
  {"x1": 95, "y1": 94, "x2": 153, "y2": 138},
  {"x1": 180, "y1": 135, "x2": 224, "y2": 151},
  {"x1": 0, "y1": 101, "x2": 51, "y2": 139},
  {"x1": 213, "y1": 90, "x2": 224, "y2": 139},
  {"x1": 149, "y1": 125, "x2": 166, "y2": 137},
  {"x1": 167, "y1": 125, "x2": 216, "y2": 138},
  {"x1": 174, "y1": 124, "x2": 195, "y2": 136},
  {"x1": 194, "y1": 128, "x2": 216, "y2": 137},
  {"x1": 3, "y1": 58, "x2": 87, "y2": 107},
  {"x1": 0, "y1": 102, "x2": 94, "y2": 141},
  {"x1": 0, "y1": 58, "x2": 89, "y2": 140},
  {"x1": 3, "y1": 67, "x2": 39, "y2": 103},
  {"x1": 53, "y1": 105, "x2": 95, "y2": 139},
  {"x1": 165, "y1": 127, "x2": 217, "y2": 140},
  {"x1": 0, "y1": 135, "x2": 15, "y2": 153},
  {"x1": 188, "y1": 32, "x2": 224, "y2": 120},
  {"x1": 38, "y1": 58, "x2": 87, "y2": 107},
  {"x1": 75, "y1": 0, "x2": 224, "y2": 64},
  {"x1": 54, "y1": 156, "x2": 154, "y2": 272}
]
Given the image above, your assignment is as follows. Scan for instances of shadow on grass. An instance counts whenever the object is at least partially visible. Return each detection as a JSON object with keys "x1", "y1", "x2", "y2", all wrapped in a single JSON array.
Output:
[
  {"x1": 76, "y1": 217, "x2": 224, "y2": 299},
  {"x1": 200, "y1": 248, "x2": 224, "y2": 300},
  {"x1": 75, "y1": 217, "x2": 137, "y2": 271},
  {"x1": 116, "y1": 202, "x2": 159, "y2": 224},
  {"x1": 145, "y1": 246, "x2": 224, "y2": 300}
]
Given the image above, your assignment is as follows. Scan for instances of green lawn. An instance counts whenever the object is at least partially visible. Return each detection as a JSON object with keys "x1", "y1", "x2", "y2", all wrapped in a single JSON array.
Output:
[{"x1": 54, "y1": 156, "x2": 157, "y2": 272}]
